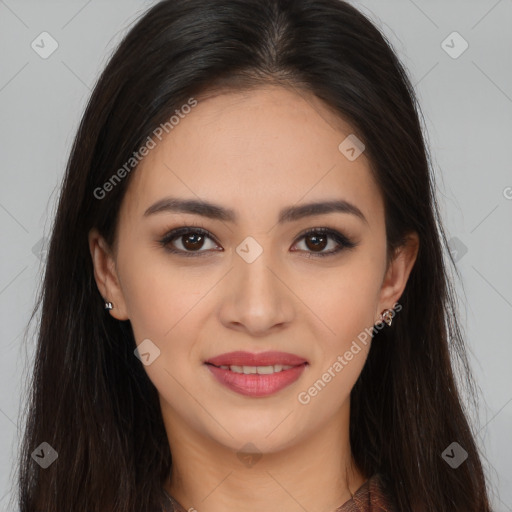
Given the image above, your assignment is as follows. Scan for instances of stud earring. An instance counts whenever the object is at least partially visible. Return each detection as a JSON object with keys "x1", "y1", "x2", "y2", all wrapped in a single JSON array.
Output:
[
  {"x1": 104, "y1": 301, "x2": 113, "y2": 310},
  {"x1": 380, "y1": 308, "x2": 394, "y2": 326}
]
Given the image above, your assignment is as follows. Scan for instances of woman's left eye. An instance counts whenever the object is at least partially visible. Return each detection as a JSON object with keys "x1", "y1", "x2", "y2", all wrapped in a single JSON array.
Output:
[
  {"x1": 158, "y1": 227, "x2": 357, "y2": 257},
  {"x1": 291, "y1": 228, "x2": 357, "y2": 257}
]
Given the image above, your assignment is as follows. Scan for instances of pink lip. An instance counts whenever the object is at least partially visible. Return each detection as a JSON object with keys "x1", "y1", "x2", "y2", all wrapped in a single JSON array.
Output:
[{"x1": 205, "y1": 351, "x2": 308, "y2": 397}]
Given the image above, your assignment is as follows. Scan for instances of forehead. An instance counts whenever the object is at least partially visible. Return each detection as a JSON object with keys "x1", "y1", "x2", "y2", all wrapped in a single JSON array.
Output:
[{"x1": 121, "y1": 85, "x2": 383, "y2": 227}]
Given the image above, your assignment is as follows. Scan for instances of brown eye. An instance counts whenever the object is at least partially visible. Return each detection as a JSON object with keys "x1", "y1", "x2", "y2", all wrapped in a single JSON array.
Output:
[
  {"x1": 304, "y1": 232, "x2": 329, "y2": 252},
  {"x1": 159, "y1": 226, "x2": 357, "y2": 258},
  {"x1": 291, "y1": 228, "x2": 357, "y2": 257},
  {"x1": 181, "y1": 232, "x2": 206, "y2": 251},
  {"x1": 159, "y1": 227, "x2": 221, "y2": 256}
]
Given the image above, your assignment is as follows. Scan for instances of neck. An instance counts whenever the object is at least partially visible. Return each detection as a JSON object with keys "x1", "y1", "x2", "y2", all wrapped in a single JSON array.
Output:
[{"x1": 162, "y1": 403, "x2": 366, "y2": 512}]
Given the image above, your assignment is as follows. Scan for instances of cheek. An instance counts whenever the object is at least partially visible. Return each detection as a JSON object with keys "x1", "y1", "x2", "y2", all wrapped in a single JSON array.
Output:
[
  {"x1": 301, "y1": 258, "x2": 383, "y2": 349},
  {"x1": 117, "y1": 251, "x2": 207, "y2": 408},
  {"x1": 294, "y1": 263, "x2": 382, "y2": 413},
  {"x1": 117, "y1": 242, "x2": 206, "y2": 342}
]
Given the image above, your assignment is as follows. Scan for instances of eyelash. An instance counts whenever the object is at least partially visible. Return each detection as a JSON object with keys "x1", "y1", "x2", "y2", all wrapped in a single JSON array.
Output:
[{"x1": 158, "y1": 225, "x2": 358, "y2": 258}]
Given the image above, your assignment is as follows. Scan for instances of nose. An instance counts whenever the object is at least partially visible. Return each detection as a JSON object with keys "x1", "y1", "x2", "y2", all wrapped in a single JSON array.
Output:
[{"x1": 217, "y1": 246, "x2": 295, "y2": 337}]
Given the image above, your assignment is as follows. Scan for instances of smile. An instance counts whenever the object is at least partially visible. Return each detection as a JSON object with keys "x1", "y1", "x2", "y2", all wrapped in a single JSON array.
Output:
[
  {"x1": 214, "y1": 364, "x2": 295, "y2": 374},
  {"x1": 205, "y1": 359, "x2": 308, "y2": 397}
]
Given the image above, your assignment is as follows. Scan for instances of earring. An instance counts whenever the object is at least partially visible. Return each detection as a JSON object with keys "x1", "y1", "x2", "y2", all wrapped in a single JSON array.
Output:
[
  {"x1": 104, "y1": 301, "x2": 113, "y2": 310},
  {"x1": 380, "y1": 308, "x2": 393, "y2": 326}
]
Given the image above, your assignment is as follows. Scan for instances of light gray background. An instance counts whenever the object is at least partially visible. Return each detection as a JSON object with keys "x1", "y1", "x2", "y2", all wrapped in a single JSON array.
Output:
[{"x1": 0, "y1": 0, "x2": 511, "y2": 510}]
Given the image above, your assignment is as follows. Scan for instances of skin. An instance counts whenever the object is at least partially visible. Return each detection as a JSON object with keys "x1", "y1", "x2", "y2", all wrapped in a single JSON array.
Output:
[{"x1": 89, "y1": 85, "x2": 419, "y2": 512}]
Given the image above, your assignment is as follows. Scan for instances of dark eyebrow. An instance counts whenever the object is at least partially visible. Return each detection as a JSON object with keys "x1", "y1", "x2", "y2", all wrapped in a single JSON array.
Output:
[{"x1": 144, "y1": 197, "x2": 367, "y2": 225}]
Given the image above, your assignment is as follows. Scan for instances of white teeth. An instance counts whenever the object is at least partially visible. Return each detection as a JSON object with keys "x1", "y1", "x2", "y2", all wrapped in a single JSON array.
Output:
[
  {"x1": 220, "y1": 364, "x2": 295, "y2": 374},
  {"x1": 256, "y1": 365, "x2": 275, "y2": 374}
]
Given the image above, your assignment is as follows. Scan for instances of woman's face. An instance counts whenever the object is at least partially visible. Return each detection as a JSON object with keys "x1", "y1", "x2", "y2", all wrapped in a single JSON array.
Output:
[{"x1": 90, "y1": 85, "x2": 417, "y2": 454}]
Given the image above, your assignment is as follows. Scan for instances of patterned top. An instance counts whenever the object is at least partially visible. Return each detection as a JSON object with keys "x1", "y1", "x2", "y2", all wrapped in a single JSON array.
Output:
[{"x1": 159, "y1": 473, "x2": 396, "y2": 512}]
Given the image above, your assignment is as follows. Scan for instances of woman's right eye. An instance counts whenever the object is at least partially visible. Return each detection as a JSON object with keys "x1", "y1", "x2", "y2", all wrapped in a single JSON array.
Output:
[{"x1": 159, "y1": 227, "x2": 222, "y2": 257}]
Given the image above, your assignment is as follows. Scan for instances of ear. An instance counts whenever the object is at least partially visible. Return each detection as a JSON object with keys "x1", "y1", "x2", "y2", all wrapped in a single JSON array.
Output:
[
  {"x1": 375, "y1": 232, "x2": 419, "y2": 323},
  {"x1": 88, "y1": 228, "x2": 129, "y2": 321}
]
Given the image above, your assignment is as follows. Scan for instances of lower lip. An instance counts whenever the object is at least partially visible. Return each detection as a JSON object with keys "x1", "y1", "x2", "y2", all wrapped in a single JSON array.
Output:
[{"x1": 206, "y1": 363, "x2": 307, "y2": 397}]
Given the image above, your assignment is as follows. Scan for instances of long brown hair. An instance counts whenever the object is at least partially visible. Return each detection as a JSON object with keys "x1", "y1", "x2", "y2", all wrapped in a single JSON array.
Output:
[{"x1": 16, "y1": 0, "x2": 491, "y2": 510}]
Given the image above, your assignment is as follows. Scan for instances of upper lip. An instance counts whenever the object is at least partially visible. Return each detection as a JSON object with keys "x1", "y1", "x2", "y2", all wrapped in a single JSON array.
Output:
[{"x1": 205, "y1": 351, "x2": 308, "y2": 367}]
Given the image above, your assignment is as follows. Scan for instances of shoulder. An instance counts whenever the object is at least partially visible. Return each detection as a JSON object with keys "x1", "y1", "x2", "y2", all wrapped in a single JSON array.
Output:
[
  {"x1": 341, "y1": 473, "x2": 397, "y2": 512},
  {"x1": 367, "y1": 473, "x2": 397, "y2": 511}
]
